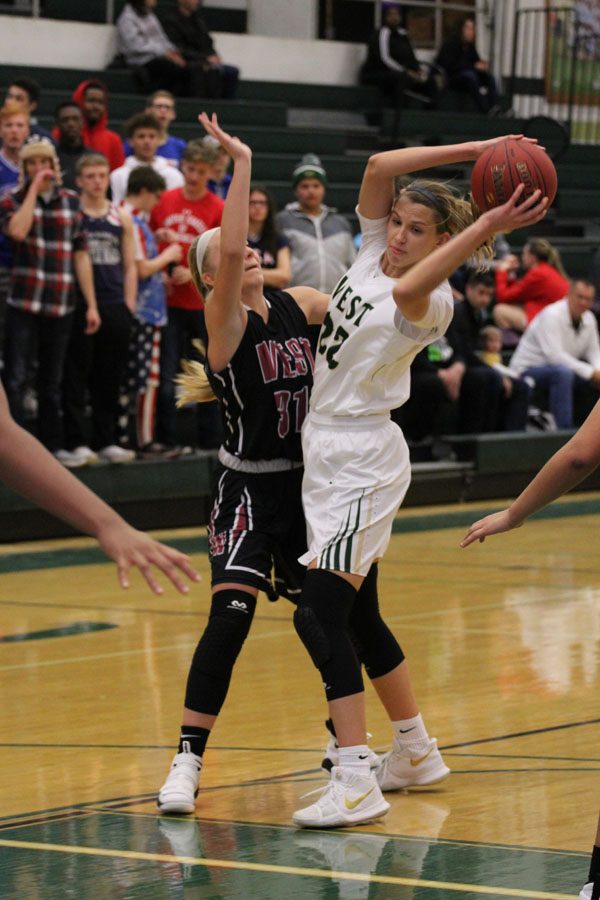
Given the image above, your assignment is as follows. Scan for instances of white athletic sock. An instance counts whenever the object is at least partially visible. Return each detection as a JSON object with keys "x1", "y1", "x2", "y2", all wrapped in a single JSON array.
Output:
[
  {"x1": 391, "y1": 713, "x2": 431, "y2": 754},
  {"x1": 338, "y1": 744, "x2": 371, "y2": 774}
]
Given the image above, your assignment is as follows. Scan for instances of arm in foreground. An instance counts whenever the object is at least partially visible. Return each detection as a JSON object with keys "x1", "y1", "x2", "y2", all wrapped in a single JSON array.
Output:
[
  {"x1": 461, "y1": 399, "x2": 600, "y2": 547},
  {"x1": 0, "y1": 386, "x2": 199, "y2": 593}
]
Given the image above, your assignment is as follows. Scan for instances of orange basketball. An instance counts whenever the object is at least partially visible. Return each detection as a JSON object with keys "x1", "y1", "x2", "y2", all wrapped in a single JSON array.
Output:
[{"x1": 470, "y1": 138, "x2": 557, "y2": 212}]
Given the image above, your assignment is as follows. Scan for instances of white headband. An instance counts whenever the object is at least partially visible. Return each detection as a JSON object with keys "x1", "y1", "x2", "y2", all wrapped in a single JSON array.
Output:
[{"x1": 195, "y1": 227, "x2": 220, "y2": 273}]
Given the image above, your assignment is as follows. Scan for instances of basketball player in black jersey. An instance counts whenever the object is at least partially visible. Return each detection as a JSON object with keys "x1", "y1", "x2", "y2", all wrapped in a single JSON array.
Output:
[{"x1": 157, "y1": 113, "x2": 330, "y2": 814}]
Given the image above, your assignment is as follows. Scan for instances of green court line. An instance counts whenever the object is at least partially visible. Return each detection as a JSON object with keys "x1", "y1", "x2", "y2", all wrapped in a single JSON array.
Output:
[
  {"x1": 2, "y1": 495, "x2": 600, "y2": 574},
  {"x1": 0, "y1": 621, "x2": 117, "y2": 642}
]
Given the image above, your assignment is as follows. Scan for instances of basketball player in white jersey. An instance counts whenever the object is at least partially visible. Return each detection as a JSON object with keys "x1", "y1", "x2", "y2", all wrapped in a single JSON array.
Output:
[{"x1": 292, "y1": 136, "x2": 549, "y2": 828}]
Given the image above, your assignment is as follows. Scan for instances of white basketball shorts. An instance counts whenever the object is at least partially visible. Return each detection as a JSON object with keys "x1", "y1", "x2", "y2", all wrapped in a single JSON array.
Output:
[{"x1": 299, "y1": 411, "x2": 411, "y2": 576}]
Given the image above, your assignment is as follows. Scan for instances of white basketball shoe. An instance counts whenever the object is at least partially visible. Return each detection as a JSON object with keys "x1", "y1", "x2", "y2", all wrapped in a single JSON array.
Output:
[
  {"x1": 375, "y1": 738, "x2": 450, "y2": 791},
  {"x1": 293, "y1": 766, "x2": 390, "y2": 828},
  {"x1": 157, "y1": 750, "x2": 201, "y2": 814}
]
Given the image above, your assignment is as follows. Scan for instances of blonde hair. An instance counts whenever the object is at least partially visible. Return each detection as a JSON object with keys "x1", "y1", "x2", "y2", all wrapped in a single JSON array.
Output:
[
  {"x1": 394, "y1": 177, "x2": 494, "y2": 265},
  {"x1": 525, "y1": 238, "x2": 567, "y2": 277},
  {"x1": 175, "y1": 342, "x2": 216, "y2": 405},
  {"x1": 176, "y1": 248, "x2": 216, "y2": 404},
  {"x1": 0, "y1": 100, "x2": 29, "y2": 123}
]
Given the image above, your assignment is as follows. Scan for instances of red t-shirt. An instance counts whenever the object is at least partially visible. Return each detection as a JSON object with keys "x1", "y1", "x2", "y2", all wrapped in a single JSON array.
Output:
[
  {"x1": 150, "y1": 188, "x2": 224, "y2": 309},
  {"x1": 495, "y1": 262, "x2": 570, "y2": 323}
]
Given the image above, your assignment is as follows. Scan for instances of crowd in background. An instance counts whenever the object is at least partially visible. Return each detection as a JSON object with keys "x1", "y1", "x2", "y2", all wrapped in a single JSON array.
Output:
[{"x1": 0, "y1": 0, "x2": 599, "y2": 467}]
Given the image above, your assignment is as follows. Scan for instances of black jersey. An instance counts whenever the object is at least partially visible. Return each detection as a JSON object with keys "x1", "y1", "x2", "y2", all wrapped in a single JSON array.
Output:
[{"x1": 202, "y1": 289, "x2": 315, "y2": 464}]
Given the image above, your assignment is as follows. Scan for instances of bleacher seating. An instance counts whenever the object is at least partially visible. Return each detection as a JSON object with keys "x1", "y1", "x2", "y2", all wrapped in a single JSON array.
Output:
[{"x1": 4, "y1": 61, "x2": 597, "y2": 276}]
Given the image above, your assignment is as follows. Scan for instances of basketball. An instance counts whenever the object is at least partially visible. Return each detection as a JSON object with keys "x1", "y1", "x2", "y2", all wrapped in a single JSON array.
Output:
[{"x1": 470, "y1": 138, "x2": 557, "y2": 212}]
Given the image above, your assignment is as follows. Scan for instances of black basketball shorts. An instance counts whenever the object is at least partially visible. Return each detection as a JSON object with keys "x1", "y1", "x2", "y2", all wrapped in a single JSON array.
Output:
[{"x1": 207, "y1": 464, "x2": 307, "y2": 602}]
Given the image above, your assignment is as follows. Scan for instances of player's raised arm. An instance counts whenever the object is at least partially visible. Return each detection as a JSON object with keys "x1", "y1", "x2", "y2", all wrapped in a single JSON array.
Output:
[
  {"x1": 195, "y1": 112, "x2": 253, "y2": 370},
  {"x1": 358, "y1": 135, "x2": 539, "y2": 220}
]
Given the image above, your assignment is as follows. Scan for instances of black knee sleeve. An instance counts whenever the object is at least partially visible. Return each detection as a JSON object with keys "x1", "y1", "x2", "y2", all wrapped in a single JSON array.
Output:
[
  {"x1": 294, "y1": 569, "x2": 364, "y2": 701},
  {"x1": 349, "y1": 564, "x2": 405, "y2": 679},
  {"x1": 185, "y1": 589, "x2": 256, "y2": 715}
]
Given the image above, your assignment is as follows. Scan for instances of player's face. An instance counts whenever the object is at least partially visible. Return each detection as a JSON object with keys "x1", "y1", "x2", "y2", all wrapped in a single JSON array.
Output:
[
  {"x1": 242, "y1": 245, "x2": 264, "y2": 290},
  {"x1": 384, "y1": 197, "x2": 443, "y2": 274},
  {"x1": 0, "y1": 113, "x2": 29, "y2": 150},
  {"x1": 77, "y1": 164, "x2": 110, "y2": 199}
]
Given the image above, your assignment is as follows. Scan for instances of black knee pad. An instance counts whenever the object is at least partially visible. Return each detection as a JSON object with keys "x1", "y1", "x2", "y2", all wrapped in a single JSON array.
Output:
[
  {"x1": 350, "y1": 564, "x2": 405, "y2": 679},
  {"x1": 295, "y1": 569, "x2": 364, "y2": 701},
  {"x1": 185, "y1": 589, "x2": 256, "y2": 715},
  {"x1": 293, "y1": 605, "x2": 331, "y2": 669}
]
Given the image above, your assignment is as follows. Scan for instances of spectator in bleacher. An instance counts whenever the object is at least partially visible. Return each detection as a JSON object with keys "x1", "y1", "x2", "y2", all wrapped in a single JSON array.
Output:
[
  {"x1": 60, "y1": 154, "x2": 137, "y2": 467},
  {"x1": 161, "y1": 0, "x2": 240, "y2": 99},
  {"x1": 71, "y1": 80, "x2": 125, "y2": 172},
  {"x1": 509, "y1": 279, "x2": 600, "y2": 429},
  {"x1": 0, "y1": 137, "x2": 98, "y2": 455},
  {"x1": 360, "y1": 2, "x2": 440, "y2": 122},
  {"x1": 54, "y1": 101, "x2": 94, "y2": 192},
  {"x1": 0, "y1": 102, "x2": 29, "y2": 193},
  {"x1": 276, "y1": 154, "x2": 355, "y2": 292},
  {"x1": 248, "y1": 183, "x2": 290, "y2": 289},
  {"x1": 149, "y1": 139, "x2": 224, "y2": 451},
  {"x1": 395, "y1": 334, "x2": 503, "y2": 443},
  {"x1": 435, "y1": 16, "x2": 499, "y2": 115},
  {"x1": 494, "y1": 237, "x2": 570, "y2": 333},
  {"x1": 5, "y1": 77, "x2": 53, "y2": 142},
  {"x1": 124, "y1": 91, "x2": 186, "y2": 168},
  {"x1": 449, "y1": 271, "x2": 530, "y2": 430},
  {"x1": 0, "y1": 101, "x2": 30, "y2": 366},
  {"x1": 206, "y1": 137, "x2": 232, "y2": 199},
  {"x1": 110, "y1": 112, "x2": 184, "y2": 206},
  {"x1": 116, "y1": 0, "x2": 194, "y2": 97},
  {"x1": 118, "y1": 166, "x2": 183, "y2": 457}
]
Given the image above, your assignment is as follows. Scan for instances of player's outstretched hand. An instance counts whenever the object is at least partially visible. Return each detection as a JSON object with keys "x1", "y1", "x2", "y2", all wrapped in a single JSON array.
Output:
[
  {"x1": 96, "y1": 521, "x2": 200, "y2": 594},
  {"x1": 198, "y1": 111, "x2": 251, "y2": 164},
  {"x1": 482, "y1": 184, "x2": 548, "y2": 235},
  {"x1": 460, "y1": 508, "x2": 520, "y2": 547}
]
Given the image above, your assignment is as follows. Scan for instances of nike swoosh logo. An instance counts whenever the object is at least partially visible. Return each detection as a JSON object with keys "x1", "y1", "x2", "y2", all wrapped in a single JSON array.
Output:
[
  {"x1": 344, "y1": 787, "x2": 374, "y2": 810},
  {"x1": 398, "y1": 727, "x2": 416, "y2": 733},
  {"x1": 410, "y1": 748, "x2": 433, "y2": 767}
]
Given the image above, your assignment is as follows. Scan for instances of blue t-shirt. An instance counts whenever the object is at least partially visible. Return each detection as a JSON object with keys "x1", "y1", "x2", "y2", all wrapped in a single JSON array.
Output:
[
  {"x1": 208, "y1": 172, "x2": 232, "y2": 200},
  {"x1": 0, "y1": 152, "x2": 19, "y2": 269},
  {"x1": 133, "y1": 215, "x2": 167, "y2": 327},
  {"x1": 125, "y1": 135, "x2": 186, "y2": 167}
]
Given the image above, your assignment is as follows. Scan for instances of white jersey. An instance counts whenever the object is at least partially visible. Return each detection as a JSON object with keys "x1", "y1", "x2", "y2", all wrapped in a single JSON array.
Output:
[{"x1": 309, "y1": 209, "x2": 454, "y2": 417}]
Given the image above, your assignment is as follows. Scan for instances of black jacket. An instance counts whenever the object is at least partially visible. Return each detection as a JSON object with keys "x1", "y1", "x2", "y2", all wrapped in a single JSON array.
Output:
[
  {"x1": 435, "y1": 38, "x2": 481, "y2": 79},
  {"x1": 161, "y1": 8, "x2": 216, "y2": 62}
]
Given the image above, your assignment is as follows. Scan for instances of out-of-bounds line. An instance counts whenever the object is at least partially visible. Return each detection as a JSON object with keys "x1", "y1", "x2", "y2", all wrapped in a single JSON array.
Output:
[
  {"x1": 0, "y1": 838, "x2": 576, "y2": 900},
  {"x1": 440, "y1": 717, "x2": 600, "y2": 750}
]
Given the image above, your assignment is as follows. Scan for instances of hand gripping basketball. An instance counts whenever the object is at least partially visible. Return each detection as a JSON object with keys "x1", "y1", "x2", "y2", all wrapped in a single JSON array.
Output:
[{"x1": 471, "y1": 137, "x2": 557, "y2": 212}]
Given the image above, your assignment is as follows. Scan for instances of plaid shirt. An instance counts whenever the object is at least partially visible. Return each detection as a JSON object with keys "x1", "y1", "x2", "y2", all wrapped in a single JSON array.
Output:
[{"x1": 0, "y1": 184, "x2": 87, "y2": 317}]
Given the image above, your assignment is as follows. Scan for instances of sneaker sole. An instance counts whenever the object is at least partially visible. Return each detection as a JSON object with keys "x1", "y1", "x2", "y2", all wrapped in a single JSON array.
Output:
[
  {"x1": 378, "y1": 767, "x2": 451, "y2": 792},
  {"x1": 157, "y1": 798, "x2": 197, "y2": 814},
  {"x1": 293, "y1": 799, "x2": 390, "y2": 829}
]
